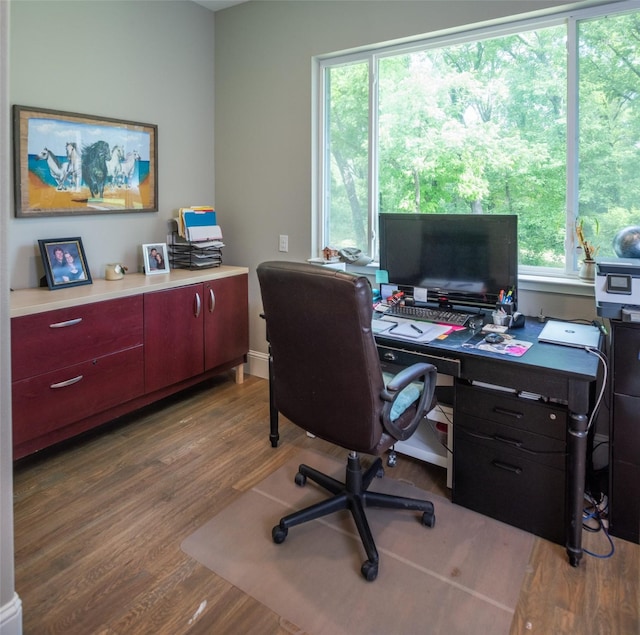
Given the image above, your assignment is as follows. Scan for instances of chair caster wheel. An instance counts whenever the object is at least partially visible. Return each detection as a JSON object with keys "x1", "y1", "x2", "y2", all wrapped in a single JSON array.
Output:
[
  {"x1": 361, "y1": 560, "x2": 378, "y2": 581},
  {"x1": 294, "y1": 472, "x2": 307, "y2": 487},
  {"x1": 422, "y1": 511, "x2": 436, "y2": 528},
  {"x1": 272, "y1": 525, "x2": 288, "y2": 544}
]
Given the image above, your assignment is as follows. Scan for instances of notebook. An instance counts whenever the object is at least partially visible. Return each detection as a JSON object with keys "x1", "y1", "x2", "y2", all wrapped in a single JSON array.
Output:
[{"x1": 538, "y1": 320, "x2": 600, "y2": 349}]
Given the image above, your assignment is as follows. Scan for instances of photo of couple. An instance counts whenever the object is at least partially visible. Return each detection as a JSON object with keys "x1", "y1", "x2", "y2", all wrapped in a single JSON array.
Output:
[{"x1": 39, "y1": 237, "x2": 92, "y2": 290}]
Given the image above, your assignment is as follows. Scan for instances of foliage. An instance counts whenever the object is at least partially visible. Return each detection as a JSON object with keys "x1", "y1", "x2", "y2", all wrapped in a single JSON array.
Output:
[{"x1": 325, "y1": 9, "x2": 640, "y2": 271}]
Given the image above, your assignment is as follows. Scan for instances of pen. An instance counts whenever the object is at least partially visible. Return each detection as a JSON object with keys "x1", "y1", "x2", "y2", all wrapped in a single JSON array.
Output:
[{"x1": 410, "y1": 323, "x2": 424, "y2": 334}]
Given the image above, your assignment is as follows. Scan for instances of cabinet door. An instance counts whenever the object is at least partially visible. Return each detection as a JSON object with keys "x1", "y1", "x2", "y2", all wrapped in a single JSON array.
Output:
[
  {"x1": 203, "y1": 274, "x2": 249, "y2": 371},
  {"x1": 144, "y1": 283, "x2": 204, "y2": 393},
  {"x1": 613, "y1": 323, "x2": 640, "y2": 396}
]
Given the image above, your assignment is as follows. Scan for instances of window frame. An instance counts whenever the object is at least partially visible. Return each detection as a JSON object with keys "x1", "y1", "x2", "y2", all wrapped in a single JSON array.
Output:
[{"x1": 315, "y1": 0, "x2": 640, "y2": 279}]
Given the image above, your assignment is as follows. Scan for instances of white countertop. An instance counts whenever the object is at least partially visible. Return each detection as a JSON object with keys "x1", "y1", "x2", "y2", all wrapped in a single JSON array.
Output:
[{"x1": 10, "y1": 266, "x2": 249, "y2": 318}]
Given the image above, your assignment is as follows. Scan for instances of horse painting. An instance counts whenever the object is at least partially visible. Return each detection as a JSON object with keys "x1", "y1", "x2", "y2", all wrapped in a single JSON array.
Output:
[
  {"x1": 81, "y1": 140, "x2": 110, "y2": 199},
  {"x1": 121, "y1": 150, "x2": 140, "y2": 189},
  {"x1": 65, "y1": 142, "x2": 82, "y2": 191},
  {"x1": 35, "y1": 148, "x2": 69, "y2": 190},
  {"x1": 106, "y1": 145, "x2": 125, "y2": 188}
]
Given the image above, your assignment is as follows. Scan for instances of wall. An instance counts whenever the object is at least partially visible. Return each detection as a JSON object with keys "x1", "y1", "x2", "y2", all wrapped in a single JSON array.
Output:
[
  {"x1": 8, "y1": 0, "x2": 220, "y2": 290},
  {"x1": 3, "y1": 1, "x2": 219, "y2": 631},
  {"x1": 213, "y1": 0, "x2": 602, "y2": 363}
]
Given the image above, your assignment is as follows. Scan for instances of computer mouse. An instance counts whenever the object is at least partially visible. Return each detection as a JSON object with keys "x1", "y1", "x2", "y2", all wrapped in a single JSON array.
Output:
[{"x1": 484, "y1": 333, "x2": 504, "y2": 344}]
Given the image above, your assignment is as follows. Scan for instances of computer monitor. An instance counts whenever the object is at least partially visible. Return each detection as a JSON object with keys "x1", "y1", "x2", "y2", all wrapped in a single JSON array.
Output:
[{"x1": 378, "y1": 213, "x2": 518, "y2": 311}]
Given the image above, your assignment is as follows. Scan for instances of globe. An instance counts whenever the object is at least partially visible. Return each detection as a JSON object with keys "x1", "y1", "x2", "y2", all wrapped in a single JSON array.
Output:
[{"x1": 612, "y1": 226, "x2": 640, "y2": 258}]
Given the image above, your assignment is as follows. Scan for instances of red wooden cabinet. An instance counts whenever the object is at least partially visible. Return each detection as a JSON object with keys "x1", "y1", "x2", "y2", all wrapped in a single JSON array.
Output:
[
  {"x1": 144, "y1": 274, "x2": 248, "y2": 393},
  {"x1": 204, "y1": 275, "x2": 249, "y2": 372},
  {"x1": 11, "y1": 296, "x2": 144, "y2": 456},
  {"x1": 11, "y1": 269, "x2": 249, "y2": 459}
]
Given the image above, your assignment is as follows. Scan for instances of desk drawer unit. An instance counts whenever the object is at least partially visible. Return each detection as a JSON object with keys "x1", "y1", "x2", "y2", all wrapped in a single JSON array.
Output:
[{"x1": 453, "y1": 381, "x2": 567, "y2": 544}]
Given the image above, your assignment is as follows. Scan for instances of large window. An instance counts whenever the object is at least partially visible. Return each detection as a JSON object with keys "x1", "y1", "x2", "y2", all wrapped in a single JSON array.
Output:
[{"x1": 319, "y1": 2, "x2": 640, "y2": 275}]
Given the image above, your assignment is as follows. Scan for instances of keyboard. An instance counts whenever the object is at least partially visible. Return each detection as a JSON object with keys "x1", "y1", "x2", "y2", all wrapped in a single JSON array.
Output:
[{"x1": 384, "y1": 304, "x2": 471, "y2": 327}]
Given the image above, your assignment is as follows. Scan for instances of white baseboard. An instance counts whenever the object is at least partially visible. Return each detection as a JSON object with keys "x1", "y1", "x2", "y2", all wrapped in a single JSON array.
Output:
[
  {"x1": 246, "y1": 350, "x2": 269, "y2": 380},
  {"x1": 0, "y1": 593, "x2": 22, "y2": 635}
]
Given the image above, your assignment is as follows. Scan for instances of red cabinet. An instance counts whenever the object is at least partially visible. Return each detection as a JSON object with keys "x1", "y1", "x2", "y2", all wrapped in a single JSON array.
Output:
[
  {"x1": 11, "y1": 296, "x2": 144, "y2": 456},
  {"x1": 144, "y1": 274, "x2": 248, "y2": 393},
  {"x1": 11, "y1": 269, "x2": 249, "y2": 459}
]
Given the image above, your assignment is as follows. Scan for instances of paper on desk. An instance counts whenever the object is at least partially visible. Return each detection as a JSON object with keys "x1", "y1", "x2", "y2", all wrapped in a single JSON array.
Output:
[{"x1": 382, "y1": 319, "x2": 451, "y2": 342}]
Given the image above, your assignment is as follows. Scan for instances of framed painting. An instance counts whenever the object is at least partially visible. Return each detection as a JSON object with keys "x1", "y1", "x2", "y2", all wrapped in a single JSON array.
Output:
[
  {"x1": 38, "y1": 237, "x2": 92, "y2": 290},
  {"x1": 13, "y1": 105, "x2": 158, "y2": 217},
  {"x1": 142, "y1": 243, "x2": 170, "y2": 275}
]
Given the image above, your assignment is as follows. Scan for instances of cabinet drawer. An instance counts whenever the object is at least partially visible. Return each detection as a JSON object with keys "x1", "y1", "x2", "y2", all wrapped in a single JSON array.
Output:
[
  {"x1": 452, "y1": 432, "x2": 566, "y2": 544},
  {"x1": 11, "y1": 296, "x2": 143, "y2": 381},
  {"x1": 456, "y1": 382, "x2": 566, "y2": 440},
  {"x1": 455, "y1": 418, "x2": 566, "y2": 470},
  {"x1": 12, "y1": 346, "x2": 144, "y2": 446}
]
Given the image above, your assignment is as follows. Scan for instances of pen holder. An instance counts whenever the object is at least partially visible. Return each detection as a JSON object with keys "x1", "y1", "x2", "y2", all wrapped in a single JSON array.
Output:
[
  {"x1": 492, "y1": 311, "x2": 510, "y2": 327},
  {"x1": 496, "y1": 301, "x2": 516, "y2": 315}
]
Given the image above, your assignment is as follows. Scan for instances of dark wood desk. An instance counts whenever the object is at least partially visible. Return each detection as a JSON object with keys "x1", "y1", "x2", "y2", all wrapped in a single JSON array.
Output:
[{"x1": 268, "y1": 317, "x2": 600, "y2": 567}]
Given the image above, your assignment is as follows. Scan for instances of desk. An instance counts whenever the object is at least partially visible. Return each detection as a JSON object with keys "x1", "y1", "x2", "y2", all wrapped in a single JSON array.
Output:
[{"x1": 268, "y1": 317, "x2": 600, "y2": 567}]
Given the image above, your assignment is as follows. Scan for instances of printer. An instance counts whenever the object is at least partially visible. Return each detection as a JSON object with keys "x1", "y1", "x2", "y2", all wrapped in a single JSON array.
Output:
[{"x1": 595, "y1": 257, "x2": 640, "y2": 322}]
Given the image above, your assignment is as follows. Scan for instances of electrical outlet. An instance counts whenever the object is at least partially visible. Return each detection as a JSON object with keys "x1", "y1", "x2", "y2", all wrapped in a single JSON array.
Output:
[{"x1": 279, "y1": 235, "x2": 288, "y2": 252}]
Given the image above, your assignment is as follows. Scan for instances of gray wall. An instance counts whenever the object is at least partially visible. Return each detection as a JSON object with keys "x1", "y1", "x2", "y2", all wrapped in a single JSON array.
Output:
[
  {"x1": 213, "y1": 0, "x2": 600, "y2": 358},
  {"x1": 8, "y1": 0, "x2": 219, "y2": 289}
]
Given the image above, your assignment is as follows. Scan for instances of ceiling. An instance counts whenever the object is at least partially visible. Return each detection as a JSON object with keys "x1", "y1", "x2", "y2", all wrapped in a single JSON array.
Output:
[{"x1": 191, "y1": 0, "x2": 249, "y2": 11}]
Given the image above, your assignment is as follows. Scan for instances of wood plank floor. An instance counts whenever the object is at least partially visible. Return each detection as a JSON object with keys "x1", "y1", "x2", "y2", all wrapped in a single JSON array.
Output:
[{"x1": 13, "y1": 374, "x2": 639, "y2": 635}]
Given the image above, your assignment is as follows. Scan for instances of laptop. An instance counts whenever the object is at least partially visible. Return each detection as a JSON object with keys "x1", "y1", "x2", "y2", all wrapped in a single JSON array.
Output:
[{"x1": 538, "y1": 320, "x2": 600, "y2": 349}]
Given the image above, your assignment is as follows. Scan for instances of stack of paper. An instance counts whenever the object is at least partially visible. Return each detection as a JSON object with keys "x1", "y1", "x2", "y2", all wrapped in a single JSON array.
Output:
[{"x1": 169, "y1": 207, "x2": 225, "y2": 270}]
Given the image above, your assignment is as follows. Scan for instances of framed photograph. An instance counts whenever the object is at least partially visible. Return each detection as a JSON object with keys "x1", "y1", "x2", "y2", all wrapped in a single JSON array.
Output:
[
  {"x1": 38, "y1": 237, "x2": 92, "y2": 290},
  {"x1": 13, "y1": 105, "x2": 158, "y2": 217},
  {"x1": 143, "y1": 243, "x2": 170, "y2": 275}
]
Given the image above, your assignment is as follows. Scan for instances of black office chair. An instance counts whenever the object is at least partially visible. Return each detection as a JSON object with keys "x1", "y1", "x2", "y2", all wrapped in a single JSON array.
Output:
[{"x1": 257, "y1": 261, "x2": 438, "y2": 581}]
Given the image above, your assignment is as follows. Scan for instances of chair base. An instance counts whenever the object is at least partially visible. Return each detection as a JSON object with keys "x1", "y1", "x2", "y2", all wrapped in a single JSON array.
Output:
[{"x1": 272, "y1": 452, "x2": 435, "y2": 581}]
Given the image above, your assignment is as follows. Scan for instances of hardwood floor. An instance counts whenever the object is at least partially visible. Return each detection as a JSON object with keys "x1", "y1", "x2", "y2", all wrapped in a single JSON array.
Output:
[{"x1": 13, "y1": 374, "x2": 639, "y2": 634}]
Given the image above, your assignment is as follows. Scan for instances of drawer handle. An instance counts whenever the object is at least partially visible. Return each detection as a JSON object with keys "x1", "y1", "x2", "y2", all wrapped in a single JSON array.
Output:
[
  {"x1": 209, "y1": 288, "x2": 215, "y2": 313},
  {"x1": 194, "y1": 292, "x2": 202, "y2": 318},
  {"x1": 467, "y1": 429, "x2": 523, "y2": 448},
  {"x1": 491, "y1": 460, "x2": 522, "y2": 475},
  {"x1": 493, "y1": 434, "x2": 523, "y2": 448},
  {"x1": 50, "y1": 375, "x2": 83, "y2": 389},
  {"x1": 382, "y1": 351, "x2": 397, "y2": 362},
  {"x1": 49, "y1": 318, "x2": 83, "y2": 329},
  {"x1": 493, "y1": 406, "x2": 524, "y2": 419}
]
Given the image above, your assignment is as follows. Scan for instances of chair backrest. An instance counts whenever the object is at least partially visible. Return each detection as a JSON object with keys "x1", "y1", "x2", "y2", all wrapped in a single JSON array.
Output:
[{"x1": 257, "y1": 261, "x2": 388, "y2": 454}]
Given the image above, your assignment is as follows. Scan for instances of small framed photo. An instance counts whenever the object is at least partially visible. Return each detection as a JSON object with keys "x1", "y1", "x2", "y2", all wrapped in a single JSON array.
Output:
[
  {"x1": 142, "y1": 243, "x2": 169, "y2": 275},
  {"x1": 38, "y1": 237, "x2": 92, "y2": 290}
]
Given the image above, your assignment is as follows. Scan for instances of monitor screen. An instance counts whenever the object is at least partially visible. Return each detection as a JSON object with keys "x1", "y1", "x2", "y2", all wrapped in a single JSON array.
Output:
[{"x1": 379, "y1": 213, "x2": 518, "y2": 310}]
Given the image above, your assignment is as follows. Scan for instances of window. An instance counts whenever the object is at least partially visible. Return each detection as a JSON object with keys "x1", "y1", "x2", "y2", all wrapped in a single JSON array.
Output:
[{"x1": 319, "y1": 2, "x2": 640, "y2": 275}]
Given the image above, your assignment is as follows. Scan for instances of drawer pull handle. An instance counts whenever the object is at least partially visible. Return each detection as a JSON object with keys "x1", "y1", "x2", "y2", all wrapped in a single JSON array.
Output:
[
  {"x1": 49, "y1": 318, "x2": 82, "y2": 329},
  {"x1": 194, "y1": 292, "x2": 202, "y2": 318},
  {"x1": 50, "y1": 375, "x2": 83, "y2": 389},
  {"x1": 383, "y1": 352, "x2": 397, "y2": 362},
  {"x1": 492, "y1": 460, "x2": 522, "y2": 475},
  {"x1": 209, "y1": 288, "x2": 216, "y2": 313},
  {"x1": 493, "y1": 406, "x2": 524, "y2": 419},
  {"x1": 494, "y1": 434, "x2": 523, "y2": 448}
]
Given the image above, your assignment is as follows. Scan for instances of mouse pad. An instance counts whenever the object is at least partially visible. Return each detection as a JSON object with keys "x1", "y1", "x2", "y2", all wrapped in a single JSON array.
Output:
[{"x1": 461, "y1": 333, "x2": 533, "y2": 357}]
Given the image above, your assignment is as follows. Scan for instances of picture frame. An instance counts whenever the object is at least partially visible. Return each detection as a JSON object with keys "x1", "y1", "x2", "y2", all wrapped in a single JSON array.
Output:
[
  {"x1": 142, "y1": 243, "x2": 170, "y2": 275},
  {"x1": 38, "y1": 237, "x2": 92, "y2": 290},
  {"x1": 13, "y1": 105, "x2": 158, "y2": 217}
]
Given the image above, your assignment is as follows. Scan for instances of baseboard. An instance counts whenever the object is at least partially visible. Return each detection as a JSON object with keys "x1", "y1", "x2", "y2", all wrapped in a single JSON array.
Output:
[
  {"x1": 0, "y1": 593, "x2": 22, "y2": 635},
  {"x1": 246, "y1": 350, "x2": 269, "y2": 380}
]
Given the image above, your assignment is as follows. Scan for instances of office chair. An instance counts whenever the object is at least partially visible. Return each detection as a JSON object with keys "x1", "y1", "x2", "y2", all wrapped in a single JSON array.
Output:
[{"x1": 257, "y1": 261, "x2": 438, "y2": 581}]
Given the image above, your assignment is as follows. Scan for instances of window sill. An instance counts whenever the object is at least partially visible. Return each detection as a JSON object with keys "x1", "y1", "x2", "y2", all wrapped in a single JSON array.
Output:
[{"x1": 345, "y1": 263, "x2": 595, "y2": 298}]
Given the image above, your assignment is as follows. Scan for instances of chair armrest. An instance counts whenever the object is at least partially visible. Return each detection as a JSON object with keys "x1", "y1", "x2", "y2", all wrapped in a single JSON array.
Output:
[{"x1": 380, "y1": 362, "x2": 437, "y2": 442}]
